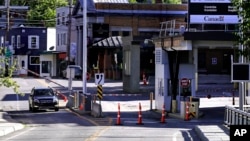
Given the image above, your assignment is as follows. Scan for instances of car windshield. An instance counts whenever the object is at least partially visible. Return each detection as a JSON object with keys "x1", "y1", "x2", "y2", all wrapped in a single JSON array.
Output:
[{"x1": 34, "y1": 89, "x2": 54, "y2": 96}]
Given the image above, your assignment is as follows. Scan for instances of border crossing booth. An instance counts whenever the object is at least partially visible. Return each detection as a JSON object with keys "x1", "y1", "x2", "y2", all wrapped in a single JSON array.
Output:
[{"x1": 177, "y1": 64, "x2": 196, "y2": 112}]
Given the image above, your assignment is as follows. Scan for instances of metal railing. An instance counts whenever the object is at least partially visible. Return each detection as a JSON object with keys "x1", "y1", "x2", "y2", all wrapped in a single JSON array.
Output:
[{"x1": 224, "y1": 105, "x2": 250, "y2": 126}]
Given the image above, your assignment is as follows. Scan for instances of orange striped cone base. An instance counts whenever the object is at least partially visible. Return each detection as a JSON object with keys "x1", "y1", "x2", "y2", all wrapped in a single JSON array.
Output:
[
  {"x1": 160, "y1": 104, "x2": 166, "y2": 123},
  {"x1": 115, "y1": 103, "x2": 123, "y2": 125},
  {"x1": 184, "y1": 102, "x2": 190, "y2": 121},
  {"x1": 136, "y1": 103, "x2": 144, "y2": 125}
]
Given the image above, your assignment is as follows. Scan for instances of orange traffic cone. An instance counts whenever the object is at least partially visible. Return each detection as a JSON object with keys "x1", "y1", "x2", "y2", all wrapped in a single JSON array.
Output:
[
  {"x1": 160, "y1": 104, "x2": 166, "y2": 123},
  {"x1": 142, "y1": 72, "x2": 147, "y2": 85},
  {"x1": 63, "y1": 95, "x2": 68, "y2": 102},
  {"x1": 136, "y1": 103, "x2": 144, "y2": 125},
  {"x1": 184, "y1": 102, "x2": 190, "y2": 121},
  {"x1": 115, "y1": 103, "x2": 122, "y2": 125},
  {"x1": 79, "y1": 103, "x2": 84, "y2": 110}
]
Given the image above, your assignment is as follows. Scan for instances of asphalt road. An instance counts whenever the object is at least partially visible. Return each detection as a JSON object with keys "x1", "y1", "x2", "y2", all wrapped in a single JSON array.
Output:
[{"x1": 0, "y1": 77, "x2": 232, "y2": 141}]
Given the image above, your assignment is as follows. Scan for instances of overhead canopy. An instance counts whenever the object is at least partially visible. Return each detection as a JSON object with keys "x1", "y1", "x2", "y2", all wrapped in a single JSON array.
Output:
[{"x1": 92, "y1": 36, "x2": 122, "y2": 48}]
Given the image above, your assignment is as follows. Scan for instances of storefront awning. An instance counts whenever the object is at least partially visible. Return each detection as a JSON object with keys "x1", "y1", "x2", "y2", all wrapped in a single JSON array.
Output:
[{"x1": 92, "y1": 36, "x2": 122, "y2": 48}]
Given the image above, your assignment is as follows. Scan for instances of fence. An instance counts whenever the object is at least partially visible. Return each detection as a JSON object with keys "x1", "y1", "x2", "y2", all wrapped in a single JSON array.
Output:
[{"x1": 224, "y1": 105, "x2": 250, "y2": 126}]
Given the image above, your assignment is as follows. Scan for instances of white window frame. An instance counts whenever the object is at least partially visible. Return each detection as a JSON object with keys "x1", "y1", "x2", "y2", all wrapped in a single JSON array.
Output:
[
  {"x1": 28, "y1": 35, "x2": 39, "y2": 49},
  {"x1": 16, "y1": 35, "x2": 21, "y2": 48},
  {"x1": 11, "y1": 35, "x2": 15, "y2": 48},
  {"x1": 29, "y1": 56, "x2": 40, "y2": 65}
]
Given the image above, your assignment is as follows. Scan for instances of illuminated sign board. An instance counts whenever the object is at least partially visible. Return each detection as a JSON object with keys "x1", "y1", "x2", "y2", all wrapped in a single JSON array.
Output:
[{"x1": 188, "y1": 0, "x2": 238, "y2": 24}]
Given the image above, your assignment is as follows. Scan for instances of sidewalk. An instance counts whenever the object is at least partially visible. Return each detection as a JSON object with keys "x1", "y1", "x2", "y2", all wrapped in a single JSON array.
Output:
[{"x1": 0, "y1": 111, "x2": 24, "y2": 136}]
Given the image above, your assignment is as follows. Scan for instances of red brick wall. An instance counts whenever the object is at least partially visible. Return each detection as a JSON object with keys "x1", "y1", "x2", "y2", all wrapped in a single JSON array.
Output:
[{"x1": 96, "y1": 3, "x2": 187, "y2": 36}]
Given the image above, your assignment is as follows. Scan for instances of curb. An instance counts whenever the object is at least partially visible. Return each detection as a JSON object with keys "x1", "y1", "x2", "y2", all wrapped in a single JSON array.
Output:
[{"x1": 0, "y1": 123, "x2": 24, "y2": 136}]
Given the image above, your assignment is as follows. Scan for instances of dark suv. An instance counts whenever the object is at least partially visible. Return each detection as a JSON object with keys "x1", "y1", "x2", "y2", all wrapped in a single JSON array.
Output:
[{"x1": 29, "y1": 87, "x2": 59, "y2": 112}]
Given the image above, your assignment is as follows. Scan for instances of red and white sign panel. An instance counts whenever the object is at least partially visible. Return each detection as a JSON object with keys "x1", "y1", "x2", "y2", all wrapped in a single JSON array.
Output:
[{"x1": 181, "y1": 78, "x2": 190, "y2": 87}]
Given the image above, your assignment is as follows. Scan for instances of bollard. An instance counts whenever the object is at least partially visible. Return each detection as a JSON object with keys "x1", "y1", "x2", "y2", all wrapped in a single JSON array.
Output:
[
  {"x1": 74, "y1": 92, "x2": 77, "y2": 108},
  {"x1": 232, "y1": 91, "x2": 235, "y2": 105},
  {"x1": 142, "y1": 72, "x2": 147, "y2": 85},
  {"x1": 150, "y1": 92, "x2": 153, "y2": 111}
]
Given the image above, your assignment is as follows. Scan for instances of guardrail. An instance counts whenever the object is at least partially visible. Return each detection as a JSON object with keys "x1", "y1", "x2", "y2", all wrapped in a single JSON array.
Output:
[{"x1": 224, "y1": 105, "x2": 250, "y2": 126}]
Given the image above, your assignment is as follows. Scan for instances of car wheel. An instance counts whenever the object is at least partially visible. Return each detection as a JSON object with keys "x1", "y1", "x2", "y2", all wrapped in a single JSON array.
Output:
[
  {"x1": 31, "y1": 105, "x2": 37, "y2": 112},
  {"x1": 55, "y1": 107, "x2": 59, "y2": 111},
  {"x1": 29, "y1": 105, "x2": 32, "y2": 111}
]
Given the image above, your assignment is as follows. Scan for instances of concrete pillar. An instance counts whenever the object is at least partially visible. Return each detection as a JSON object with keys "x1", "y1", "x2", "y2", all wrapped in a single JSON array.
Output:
[
  {"x1": 193, "y1": 47, "x2": 198, "y2": 92},
  {"x1": 123, "y1": 39, "x2": 140, "y2": 93}
]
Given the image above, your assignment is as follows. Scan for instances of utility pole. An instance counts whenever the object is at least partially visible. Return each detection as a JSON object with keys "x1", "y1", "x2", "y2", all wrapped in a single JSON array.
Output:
[
  {"x1": 67, "y1": 0, "x2": 73, "y2": 92},
  {"x1": 67, "y1": 0, "x2": 72, "y2": 65},
  {"x1": 4, "y1": 0, "x2": 10, "y2": 76}
]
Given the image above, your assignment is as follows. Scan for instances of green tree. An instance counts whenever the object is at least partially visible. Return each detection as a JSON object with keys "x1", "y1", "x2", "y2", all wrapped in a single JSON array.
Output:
[
  {"x1": 231, "y1": 0, "x2": 250, "y2": 59},
  {"x1": 10, "y1": 0, "x2": 69, "y2": 27},
  {"x1": 0, "y1": 48, "x2": 22, "y2": 95},
  {"x1": 163, "y1": 0, "x2": 181, "y2": 4},
  {"x1": 27, "y1": 0, "x2": 68, "y2": 27}
]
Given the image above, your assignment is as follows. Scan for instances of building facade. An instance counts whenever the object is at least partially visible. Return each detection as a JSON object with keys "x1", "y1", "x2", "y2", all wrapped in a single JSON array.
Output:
[
  {"x1": 153, "y1": 0, "x2": 238, "y2": 111},
  {"x1": 72, "y1": 0, "x2": 187, "y2": 80},
  {"x1": 56, "y1": 6, "x2": 77, "y2": 77},
  {"x1": 0, "y1": 27, "x2": 57, "y2": 77}
]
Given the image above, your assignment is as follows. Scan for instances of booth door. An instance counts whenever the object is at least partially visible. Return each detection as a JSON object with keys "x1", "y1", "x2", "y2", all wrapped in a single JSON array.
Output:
[{"x1": 41, "y1": 61, "x2": 52, "y2": 77}]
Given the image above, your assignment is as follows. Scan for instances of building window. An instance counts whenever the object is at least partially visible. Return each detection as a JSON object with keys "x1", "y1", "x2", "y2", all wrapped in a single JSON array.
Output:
[
  {"x1": 112, "y1": 31, "x2": 119, "y2": 36},
  {"x1": 62, "y1": 12, "x2": 65, "y2": 25},
  {"x1": 30, "y1": 56, "x2": 40, "y2": 65},
  {"x1": 57, "y1": 34, "x2": 60, "y2": 46},
  {"x1": 28, "y1": 35, "x2": 39, "y2": 49},
  {"x1": 61, "y1": 34, "x2": 64, "y2": 45},
  {"x1": 11, "y1": 35, "x2": 15, "y2": 48},
  {"x1": 63, "y1": 33, "x2": 67, "y2": 45},
  {"x1": 122, "y1": 31, "x2": 130, "y2": 37},
  {"x1": 124, "y1": 50, "x2": 131, "y2": 75},
  {"x1": 57, "y1": 13, "x2": 60, "y2": 25},
  {"x1": 16, "y1": 35, "x2": 21, "y2": 48}
]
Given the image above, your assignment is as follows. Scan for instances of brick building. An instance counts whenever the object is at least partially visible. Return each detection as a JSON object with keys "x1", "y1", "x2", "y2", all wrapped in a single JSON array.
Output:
[{"x1": 72, "y1": 0, "x2": 187, "y2": 80}]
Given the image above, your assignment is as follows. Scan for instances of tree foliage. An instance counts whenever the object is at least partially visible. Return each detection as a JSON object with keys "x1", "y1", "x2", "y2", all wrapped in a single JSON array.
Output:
[
  {"x1": 231, "y1": 0, "x2": 250, "y2": 59},
  {"x1": 0, "y1": 48, "x2": 22, "y2": 95},
  {"x1": 28, "y1": 0, "x2": 68, "y2": 27},
  {"x1": 10, "y1": 0, "x2": 69, "y2": 27}
]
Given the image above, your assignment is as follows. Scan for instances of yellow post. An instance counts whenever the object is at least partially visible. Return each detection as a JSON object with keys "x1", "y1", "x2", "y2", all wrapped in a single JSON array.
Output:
[{"x1": 189, "y1": 96, "x2": 192, "y2": 103}]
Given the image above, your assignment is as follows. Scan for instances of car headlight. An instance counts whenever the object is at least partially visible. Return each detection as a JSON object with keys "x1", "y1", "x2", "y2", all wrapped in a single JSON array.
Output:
[{"x1": 34, "y1": 99, "x2": 39, "y2": 103}]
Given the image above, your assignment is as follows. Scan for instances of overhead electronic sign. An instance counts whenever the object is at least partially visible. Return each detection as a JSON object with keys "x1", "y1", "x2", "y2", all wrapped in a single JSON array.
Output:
[{"x1": 188, "y1": 0, "x2": 239, "y2": 24}]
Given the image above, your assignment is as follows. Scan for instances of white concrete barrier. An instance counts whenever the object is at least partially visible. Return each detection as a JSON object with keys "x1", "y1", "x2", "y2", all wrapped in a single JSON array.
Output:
[{"x1": 91, "y1": 102, "x2": 102, "y2": 118}]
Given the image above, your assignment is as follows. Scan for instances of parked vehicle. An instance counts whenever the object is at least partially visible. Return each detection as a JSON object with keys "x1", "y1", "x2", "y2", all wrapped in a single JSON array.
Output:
[
  {"x1": 29, "y1": 87, "x2": 59, "y2": 112},
  {"x1": 62, "y1": 65, "x2": 82, "y2": 79},
  {"x1": 62, "y1": 65, "x2": 89, "y2": 80}
]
